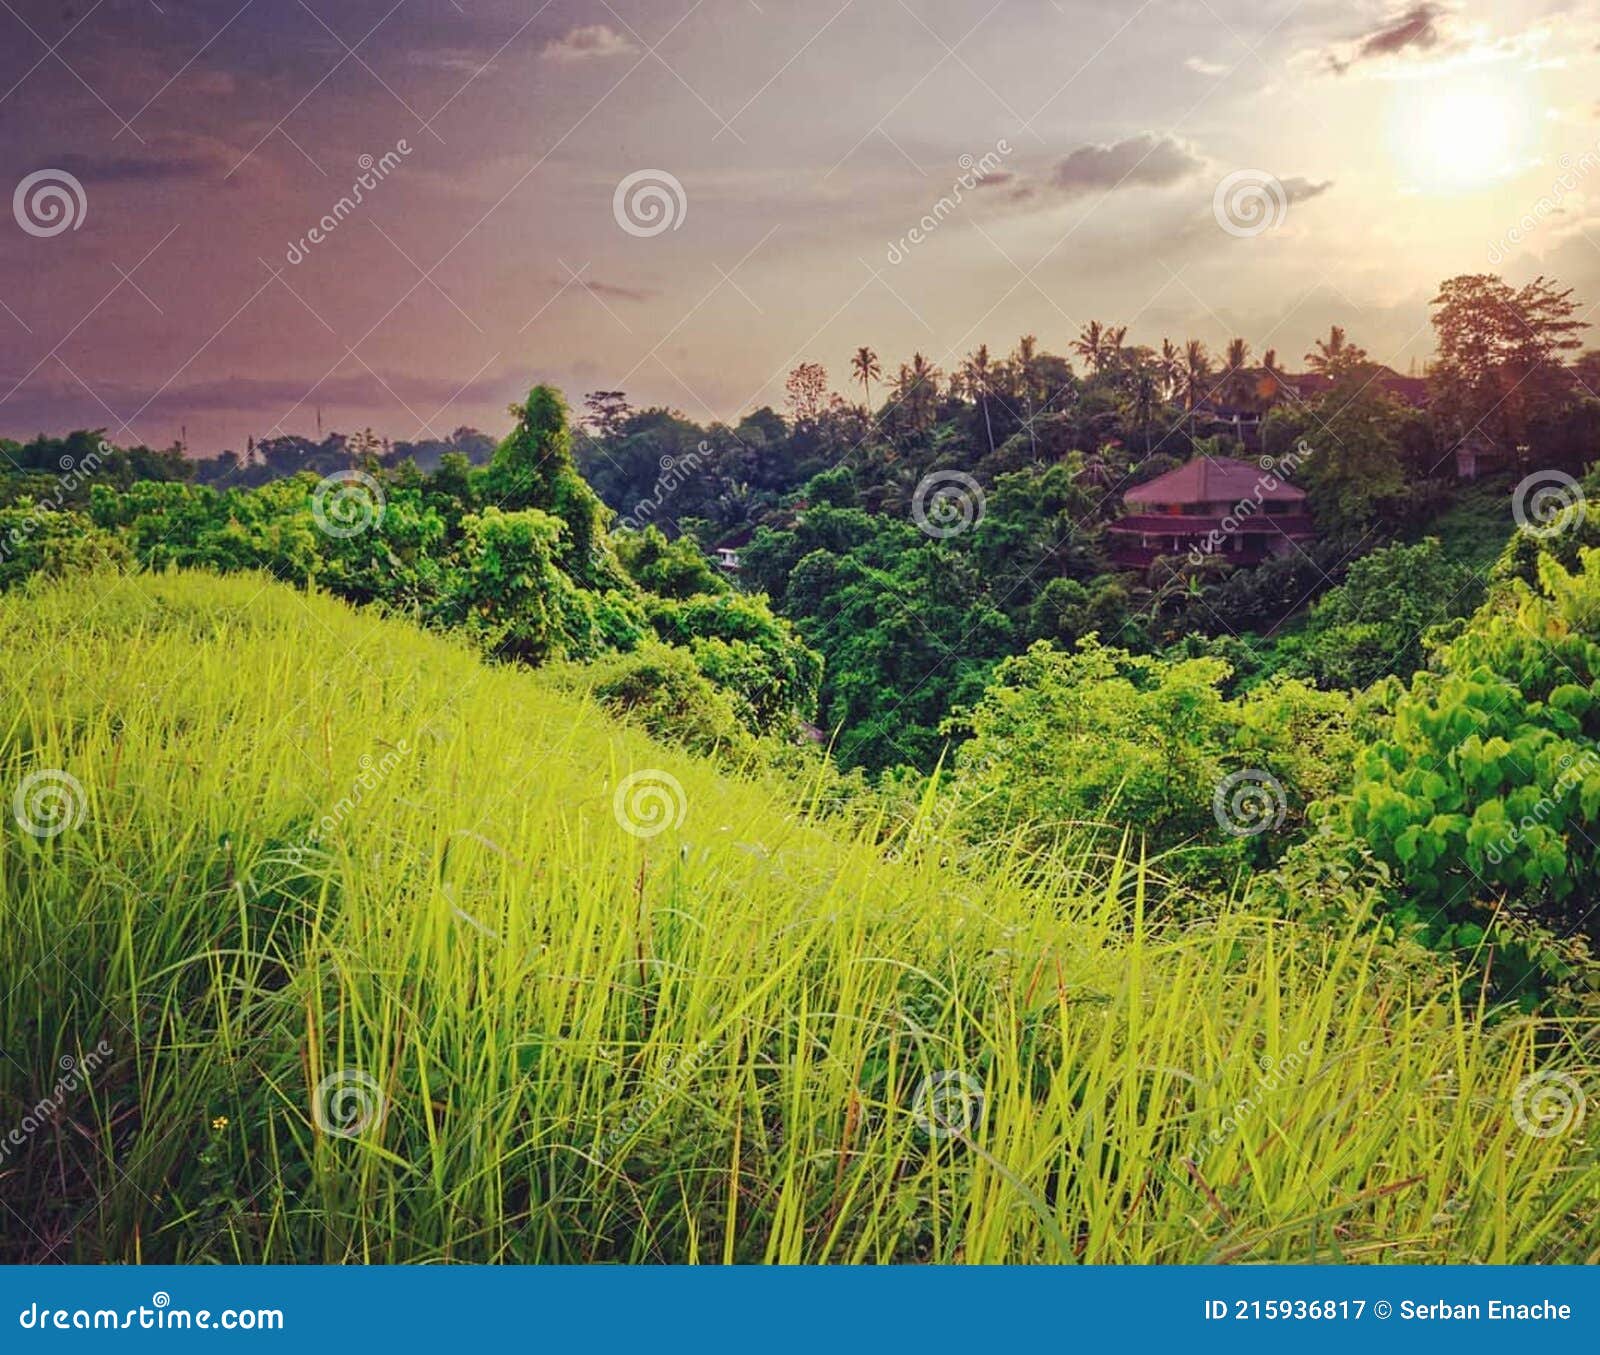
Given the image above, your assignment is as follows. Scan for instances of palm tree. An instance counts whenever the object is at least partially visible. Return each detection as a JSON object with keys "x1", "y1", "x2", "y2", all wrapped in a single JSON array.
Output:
[
  {"x1": 1105, "y1": 325, "x2": 1128, "y2": 373},
  {"x1": 1159, "y1": 338, "x2": 1182, "y2": 402},
  {"x1": 1119, "y1": 360, "x2": 1161, "y2": 454},
  {"x1": 962, "y1": 344, "x2": 997, "y2": 457},
  {"x1": 1013, "y1": 334, "x2": 1041, "y2": 458},
  {"x1": 1073, "y1": 321, "x2": 1119, "y2": 376},
  {"x1": 1076, "y1": 444, "x2": 1118, "y2": 489},
  {"x1": 1305, "y1": 325, "x2": 1368, "y2": 378},
  {"x1": 851, "y1": 346, "x2": 881, "y2": 413},
  {"x1": 1220, "y1": 337, "x2": 1253, "y2": 410},
  {"x1": 897, "y1": 353, "x2": 941, "y2": 436},
  {"x1": 1181, "y1": 339, "x2": 1211, "y2": 435}
]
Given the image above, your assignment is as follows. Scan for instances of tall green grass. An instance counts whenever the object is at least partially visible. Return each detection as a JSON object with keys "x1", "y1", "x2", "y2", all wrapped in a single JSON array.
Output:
[{"x1": 1, "y1": 570, "x2": 1593, "y2": 1263}]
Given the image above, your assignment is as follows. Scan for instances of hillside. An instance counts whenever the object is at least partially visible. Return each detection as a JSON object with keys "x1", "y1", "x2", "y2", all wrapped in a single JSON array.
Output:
[{"x1": 1, "y1": 570, "x2": 1592, "y2": 1263}]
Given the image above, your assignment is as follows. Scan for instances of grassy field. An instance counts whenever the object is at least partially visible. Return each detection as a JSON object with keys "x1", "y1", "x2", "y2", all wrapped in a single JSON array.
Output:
[{"x1": 1, "y1": 570, "x2": 1594, "y2": 1263}]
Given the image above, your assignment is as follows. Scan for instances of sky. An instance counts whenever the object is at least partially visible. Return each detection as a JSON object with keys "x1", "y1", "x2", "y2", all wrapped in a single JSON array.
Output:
[{"x1": 1, "y1": 0, "x2": 1598, "y2": 455}]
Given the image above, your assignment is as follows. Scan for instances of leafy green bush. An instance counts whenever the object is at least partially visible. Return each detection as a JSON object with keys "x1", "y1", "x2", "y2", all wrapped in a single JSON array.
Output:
[
  {"x1": 1292, "y1": 538, "x2": 1482, "y2": 689},
  {"x1": 437, "y1": 507, "x2": 642, "y2": 663},
  {"x1": 945, "y1": 637, "x2": 1356, "y2": 874},
  {"x1": 547, "y1": 641, "x2": 753, "y2": 757},
  {"x1": 0, "y1": 503, "x2": 131, "y2": 589},
  {"x1": 1337, "y1": 548, "x2": 1600, "y2": 993}
]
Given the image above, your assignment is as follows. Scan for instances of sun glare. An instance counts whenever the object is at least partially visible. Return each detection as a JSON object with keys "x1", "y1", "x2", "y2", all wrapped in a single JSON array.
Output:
[{"x1": 1390, "y1": 79, "x2": 1532, "y2": 192}]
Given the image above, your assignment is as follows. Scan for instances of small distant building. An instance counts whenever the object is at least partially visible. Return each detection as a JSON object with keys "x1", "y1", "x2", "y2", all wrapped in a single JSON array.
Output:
[
  {"x1": 1452, "y1": 434, "x2": 1517, "y2": 482},
  {"x1": 1106, "y1": 455, "x2": 1315, "y2": 570},
  {"x1": 713, "y1": 527, "x2": 752, "y2": 574}
]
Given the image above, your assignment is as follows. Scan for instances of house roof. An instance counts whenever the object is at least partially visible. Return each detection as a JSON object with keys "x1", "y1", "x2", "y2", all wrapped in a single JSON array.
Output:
[
  {"x1": 1275, "y1": 366, "x2": 1429, "y2": 408},
  {"x1": 1124, "y1": 455, "x2": 1306, "y2": 506}
]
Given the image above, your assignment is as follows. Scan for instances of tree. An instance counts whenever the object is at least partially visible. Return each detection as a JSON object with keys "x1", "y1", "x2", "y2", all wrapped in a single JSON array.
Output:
[
  {"x1": 1338, "y1": 546, "x2": 1600, "y2": 970},
  {"x1": 785, "y1": 362, "x2": 831, "y2": 425},
  {"x1": 1293, "y1": 538, "x2": 1481, "y2": 688},
  {"x1": 1159, "y1": 338, "x2": 1182, "y2": 402},
  {"x1": 1219, "y1": 337, "x2": 1253, "y2": 409},
  {"x1": 962, "y1": 344, "x2": 998, "y2": 458},
  {"x1": 484, "y1": 385, "x2": 625, "y2": 590},
  {"x1": 1305, "y1": 324, "x2": 1366, "y2": 379},
  {"x1": 1073, "y1": 321, "x2": 1127, "y2": 377},
  {"x1": 850, "y1": 347, "x2": 881, "y2": 413},
  {"x1": 582, "y1": 390, "x2": 633, "y2": 440},
  {"x1": 1118, "y1": 359, "x2": 1161, "y2": 453},
  {"x1": 947, "y1": 638, "x2": 1355, "y2": 865},
  {"x1": 1181, "y1": 340, "x2": 1210, "y2": 434},
  {"x1": 1573, "y1": 349, "x2": 1600, "y2": 398},
  {"x1": 1429, "y1": 274, "x2": 1585, "y2": 455}
]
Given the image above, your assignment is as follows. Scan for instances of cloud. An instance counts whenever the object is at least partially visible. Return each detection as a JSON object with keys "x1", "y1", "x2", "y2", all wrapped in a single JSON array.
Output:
[
  {"x1": 1048, "y1": 134, "x2": 1204, "y2": 197},
  {"x1": 47, "y1": 134, "x2": 240, "y2": 184},
  {"x1": 407, "y1": 48, "x2": 498, "y2": 75},
  {"x1": 1328, "y1": 4, "x2": 1443, "y2": 74},
  {"x1": 1186, "y1": 56, "x2": 1228, "y2": 76},
  {"x1": 540, "y1": 24, "x2": 638, "y2": 64},
  {"x1": 1281, "y1": 176, "x2": 1334, "y2": 205},
  {"x1": 558, "y1": 277, "x2": 658, "y2": 302}
]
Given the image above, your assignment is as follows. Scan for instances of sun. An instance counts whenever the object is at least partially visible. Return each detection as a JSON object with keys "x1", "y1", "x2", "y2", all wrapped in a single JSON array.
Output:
[{"x1": 1389, "y1": 79, "x2": 1531, "y2": 192}]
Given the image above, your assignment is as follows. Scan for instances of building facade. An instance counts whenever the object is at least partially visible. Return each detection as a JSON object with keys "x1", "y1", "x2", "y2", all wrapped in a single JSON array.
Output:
[{"x1": 1106, "y1": 455, "x2": 1315, "y2": 570}]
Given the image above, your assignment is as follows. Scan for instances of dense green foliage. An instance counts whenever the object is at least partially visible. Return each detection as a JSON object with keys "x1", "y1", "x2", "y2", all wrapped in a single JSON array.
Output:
[
  {"x1": 10, "y1": 388, "x2": 820, "y2": 752},
  {"x1": 3, "y1": 284, "x2": 1598, "y2": 1262},
  {"x1": 945, "y1": 639, "x2": 1357, "y2": 874},
  {"x1": 2, "y1": 573, "x2": 1592, "y2": 1263},
  {"x1": 1338, "y1": 547, "x2": 1600, "y2": 966}
]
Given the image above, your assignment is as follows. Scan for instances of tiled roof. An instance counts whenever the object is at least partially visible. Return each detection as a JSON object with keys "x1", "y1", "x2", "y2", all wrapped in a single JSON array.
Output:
[{"x1": 1124, "y1": 455, "x2": 1307, "y2": 506}]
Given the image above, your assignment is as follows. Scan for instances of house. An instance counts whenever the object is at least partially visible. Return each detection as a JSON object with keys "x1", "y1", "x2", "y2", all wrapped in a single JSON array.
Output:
[
  {"x1": 1106, "y1": 455, "x2": 1315, "y2": 570},
  {"x1": 713, "y1": 526, "x2": 752, "y2": 574},
  {"x1": 1265, "y1": 365, "x2": 1430, "y2": 409}
]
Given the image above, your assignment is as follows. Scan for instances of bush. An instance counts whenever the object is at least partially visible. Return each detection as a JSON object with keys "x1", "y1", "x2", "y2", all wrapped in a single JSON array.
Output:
[
  {"x1": 548, "y1": 641, "x2": 753, "y2": 758},
  {"x1": 0, "y1": 504, "x2": 131, "y2": 590},
  {"x1": 1336, "y1": 547, "x2": 1600, "y2": 995}
]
